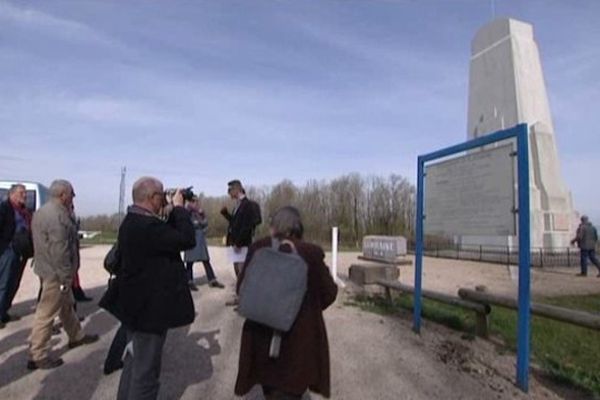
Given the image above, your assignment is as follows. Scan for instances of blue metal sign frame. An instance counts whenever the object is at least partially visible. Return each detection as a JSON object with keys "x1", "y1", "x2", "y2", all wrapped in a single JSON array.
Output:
[{"x1": 414, "y1": 123, "x2": 531, "y2": 391}]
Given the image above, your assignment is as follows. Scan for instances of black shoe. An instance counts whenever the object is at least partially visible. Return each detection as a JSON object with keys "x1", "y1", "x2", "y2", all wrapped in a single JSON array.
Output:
[
  {"x1": 103, "y1": 360, "x2": 124, "y2": 375},
  {"x1": 27, "y1": 357, "x2": 64, "y2": 370},
  {"x1": 73, "y1": 288, "x2": 93, "y2": 302},
  {"x1": 208, "y1": 280, "x2": 225, "y2": 289},
  {"x1": 68, "y1": 334, "x2": 99, "y2": 349},
  {"x1": 1, "y1": 314, "x2": 21, "y2": 323},
  {"x1": 189, "y1": 283, "x2": 199, "y2": 291},
  {"x1": 576, "y1": 273, "x2": 588, "y2": 277}
]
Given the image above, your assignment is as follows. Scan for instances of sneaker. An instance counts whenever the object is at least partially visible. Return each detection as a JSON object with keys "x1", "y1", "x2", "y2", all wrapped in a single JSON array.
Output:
[
  {"x1": 27, "y1": 357, "x2": 64, "y2": 370},
  {"x1": 208, "y1": 280, "x2": 225, "y2": 289},
  {"x1": 68, "y1": 334, "x2": 99, "y2": 349},
  {"x1": 189, "y1": 283, "x2": 199, "y2": 291}
]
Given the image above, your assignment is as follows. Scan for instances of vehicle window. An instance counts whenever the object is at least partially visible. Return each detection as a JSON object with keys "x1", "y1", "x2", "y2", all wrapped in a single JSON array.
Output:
[
  {"x1": 0, "y1": 189, "x2": 7, "y2": 202},
  {"x1": 25, "y1": 190, "x2": 36, "y2": 212}
]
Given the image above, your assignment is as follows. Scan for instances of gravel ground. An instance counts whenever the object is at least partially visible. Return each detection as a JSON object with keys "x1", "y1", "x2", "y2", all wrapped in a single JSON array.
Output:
[{"x1": 0, "y1": 244, "x2": 597, "y2": 399}]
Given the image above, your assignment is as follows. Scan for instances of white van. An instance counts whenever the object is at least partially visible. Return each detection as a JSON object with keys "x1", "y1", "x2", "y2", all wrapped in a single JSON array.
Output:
[{"x1": 0, "y1": 181, "x2": 50, "y2": 212}]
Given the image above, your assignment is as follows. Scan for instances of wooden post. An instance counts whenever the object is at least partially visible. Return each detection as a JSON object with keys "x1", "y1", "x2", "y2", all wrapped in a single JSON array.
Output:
[
  {"x1": 384, "y1": 286, "x2": 392, "y2": 304},
  {"x1": 458, "y1": 288, "x2": 600, "y2": 331},
  {"x1": 475, "y1": 312, "x2": 490, "y2": 338}
]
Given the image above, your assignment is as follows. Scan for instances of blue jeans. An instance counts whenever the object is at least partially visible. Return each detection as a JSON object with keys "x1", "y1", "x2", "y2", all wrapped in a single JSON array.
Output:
[
  {"x1": 0, "y1": 248, "x2": 16, "y2": 318},
  {"x1": 580, "y1": 249, "x2": 600, "y2": 275}
]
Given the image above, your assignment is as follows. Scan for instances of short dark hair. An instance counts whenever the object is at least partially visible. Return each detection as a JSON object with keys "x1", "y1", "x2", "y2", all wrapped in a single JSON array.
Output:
[{"x1": 227, "y1": 179, "x2": 242, "y2": 188}]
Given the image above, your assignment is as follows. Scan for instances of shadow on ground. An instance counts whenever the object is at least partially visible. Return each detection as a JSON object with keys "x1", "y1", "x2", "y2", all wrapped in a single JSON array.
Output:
[{"x1": 1, "y1": 283, "x2": 222, "y2": 399}]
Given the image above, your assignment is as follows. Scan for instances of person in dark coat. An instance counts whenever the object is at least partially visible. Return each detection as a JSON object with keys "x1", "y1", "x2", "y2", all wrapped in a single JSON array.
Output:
[
  {"x1": 235, "y1": 206, "x2": 338, "y2": 399},
  {"x1": 184, "y1": 196, "x2": 224, "y2": 290},
  {"x1": 220, "y1": 179, "x2": 261, "y2": 277},
  {"x1": 0, "y1": 183, "x2": 32, "y2": 326},
  {"x1": 114, "y1": 177, "x2": 196, "y2": 400}
]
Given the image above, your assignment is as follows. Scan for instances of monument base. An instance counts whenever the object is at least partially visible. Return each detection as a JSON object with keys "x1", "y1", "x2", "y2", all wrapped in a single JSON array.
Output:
[{"x1": 349, "y1": 263, "x2": 400, "y2": 286}]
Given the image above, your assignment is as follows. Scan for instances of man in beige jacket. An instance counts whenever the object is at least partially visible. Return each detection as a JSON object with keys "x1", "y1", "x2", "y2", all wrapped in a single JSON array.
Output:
[{"x1": 28, "y1": 179, "x2": 98, "y2": 370}]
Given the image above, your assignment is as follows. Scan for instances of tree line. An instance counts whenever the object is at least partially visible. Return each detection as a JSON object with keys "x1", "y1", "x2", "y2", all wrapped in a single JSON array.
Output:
[{"x1": 80, "y1": 173, "x2": 416, "y2": 248}]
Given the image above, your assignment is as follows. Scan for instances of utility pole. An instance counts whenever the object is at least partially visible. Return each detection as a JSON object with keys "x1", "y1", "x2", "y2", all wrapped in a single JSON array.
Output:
[{"x1": 118, "y1": 166, "x2": 126, "y2": 225}]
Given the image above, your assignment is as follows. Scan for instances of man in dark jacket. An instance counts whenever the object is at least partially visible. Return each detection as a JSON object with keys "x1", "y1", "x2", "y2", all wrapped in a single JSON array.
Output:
[
  {"x1": 571, "y1": 215, "x2": 600, "y2": 277},
  {"x1": 0, "y1": 184, "x2": 32, "y2": 327},
  {"x1": 220, "y1": 179, "x2": 261, "y2": 277},
  {"x1": 115, "y1": 177, "x2": 196, "y2": 400}
]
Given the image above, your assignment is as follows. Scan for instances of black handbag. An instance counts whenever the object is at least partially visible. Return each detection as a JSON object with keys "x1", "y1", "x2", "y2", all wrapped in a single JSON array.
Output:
[{"x1": 98, "y1": 276, "x2": 121, "y2": 318}]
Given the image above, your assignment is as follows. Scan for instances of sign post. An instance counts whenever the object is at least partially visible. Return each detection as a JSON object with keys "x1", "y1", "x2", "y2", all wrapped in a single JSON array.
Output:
[{"x1": 414, "y1": 124, "x2": 530, "y2": 392}]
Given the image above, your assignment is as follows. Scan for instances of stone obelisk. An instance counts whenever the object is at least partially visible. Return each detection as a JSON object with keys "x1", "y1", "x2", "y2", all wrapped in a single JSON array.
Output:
[{"x1": 467, "y1": 18, "x2": 576, "y2": 249}]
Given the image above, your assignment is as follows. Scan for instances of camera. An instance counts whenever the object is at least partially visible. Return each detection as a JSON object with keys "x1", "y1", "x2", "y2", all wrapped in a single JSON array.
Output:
[{"x1": 164, "y1": 186, "x2": 195, "y2": 204}]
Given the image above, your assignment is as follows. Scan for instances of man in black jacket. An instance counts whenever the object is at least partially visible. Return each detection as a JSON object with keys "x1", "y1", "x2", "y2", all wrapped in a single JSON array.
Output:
[
  {"x1": 115, "y1": 177, "x2": 196, "y2": 400},
  {"x1": 220, "y1": 180, "x2": 261, "y2": 277},
  {"x1": 0, "y1": 184, "x2": 31, "y2": 327}
]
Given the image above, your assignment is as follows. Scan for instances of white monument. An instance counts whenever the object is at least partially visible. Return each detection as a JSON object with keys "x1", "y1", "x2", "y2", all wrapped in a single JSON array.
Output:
[{"x1": 465, "y1": 18, "x2": 577, "y2": 249}]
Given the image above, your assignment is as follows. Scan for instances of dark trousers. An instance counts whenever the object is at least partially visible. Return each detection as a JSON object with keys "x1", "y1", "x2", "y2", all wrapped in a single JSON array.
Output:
[
  {"x1": 186, "y1": 261, "x2": 216, "y2": 282},
  {"x1": 580, "y1": 249, "x2": 600, "y2": 275},
  {"x1": 6, "y1": 257, "x2": 27, "y2": 312},
  {"x1": 104, "y1": 324, "x2": 127, "y2": 374},
  {"x1": 117, "y1": 328, "x2": 167, "y2": 400},
  {"x1": 0, "y1": 248, "x2": 16, "y2": 318}
]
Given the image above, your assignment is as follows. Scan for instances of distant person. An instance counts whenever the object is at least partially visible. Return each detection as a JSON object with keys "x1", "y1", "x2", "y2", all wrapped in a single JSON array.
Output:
[
  {"x1": 0, "y1": 183, "x2": 33, "y2": 327},
  {"x1": 184, "y1": 196, "x2": 224, "y2": 290},
  {"x1": 235, "y1": 206, "x2": 338, "y2": 400},
  {"x1": 571, "y1": 215, "x2": 600, "y2": 277},
  {"x1": 220, "y1": 180, "x2": 261, "y2": 277},
  {"x1": 114, "y1": 177, "x2": 196, "y2": 400},
  {"x1": 220, "y1": 179, "x2": 261, "y2": 306},
  {"x1": 28, "y1": 180, "x2": 98, "y2": 370}
]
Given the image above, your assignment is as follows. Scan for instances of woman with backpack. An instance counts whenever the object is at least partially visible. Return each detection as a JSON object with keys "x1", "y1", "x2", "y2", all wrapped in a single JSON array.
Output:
[{"x1": 234, "y1": 206, "x2": 338, "y2": 399}]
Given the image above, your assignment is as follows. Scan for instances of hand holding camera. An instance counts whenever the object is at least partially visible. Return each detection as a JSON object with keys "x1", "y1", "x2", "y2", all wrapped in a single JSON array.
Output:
[{"x1": 172, "y1": 189, "x2": 184, "y2": 207}]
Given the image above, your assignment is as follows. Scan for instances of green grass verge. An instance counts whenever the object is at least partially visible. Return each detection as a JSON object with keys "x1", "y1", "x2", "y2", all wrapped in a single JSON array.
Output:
[
  {"x1": 80, "y1": 231, "x2": 118, "y2": 245},
  {"x1": 347, "y1": 292, "x2": 600, "y2": 396}
]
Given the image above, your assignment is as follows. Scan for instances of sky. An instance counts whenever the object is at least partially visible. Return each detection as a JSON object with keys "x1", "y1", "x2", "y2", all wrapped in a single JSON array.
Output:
[{"x1": 0, "y1": 0, "x2": 599, "y2": 218}]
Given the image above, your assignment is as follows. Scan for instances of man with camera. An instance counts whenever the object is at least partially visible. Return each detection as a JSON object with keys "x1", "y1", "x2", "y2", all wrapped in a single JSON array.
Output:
[{"x1": 115, "y1": 177, "x2": 196, "y2": 400}]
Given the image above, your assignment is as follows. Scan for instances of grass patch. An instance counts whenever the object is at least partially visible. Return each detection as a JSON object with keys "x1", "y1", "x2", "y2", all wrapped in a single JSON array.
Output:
[
  {"x1": 349, "y1": 292, "x2": 600, "y2": 396},
  {"x1": 80, "y1": 231, "x2": 117, "y2": 245}
]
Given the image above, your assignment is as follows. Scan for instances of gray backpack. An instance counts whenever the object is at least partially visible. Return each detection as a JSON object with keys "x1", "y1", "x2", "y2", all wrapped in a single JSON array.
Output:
[
  {"x1": 238, "y1": 239, "x2": 308, "y2": 357},
  {"x1": 239, "y1": 239, "x2": 308, "y2": 331}
]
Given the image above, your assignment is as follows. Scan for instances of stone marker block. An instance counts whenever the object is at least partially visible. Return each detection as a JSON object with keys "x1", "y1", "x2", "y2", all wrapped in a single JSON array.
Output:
[
  {"x1": 362, "y1": 236, "x2": 407, "y2": 261},
  {"x1": 349, "y1": 263, "x2": 400, "y2": 286}
]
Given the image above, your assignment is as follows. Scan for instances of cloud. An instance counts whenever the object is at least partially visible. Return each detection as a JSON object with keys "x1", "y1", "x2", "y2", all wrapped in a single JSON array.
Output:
[{"x1": 0, "y1": 1, "x2": 120, "y2": 48}]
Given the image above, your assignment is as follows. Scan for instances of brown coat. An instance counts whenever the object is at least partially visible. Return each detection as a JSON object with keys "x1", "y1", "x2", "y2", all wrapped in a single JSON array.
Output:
[{"x1": 234, "y1": 237, "x2": 338, "y2": 397}]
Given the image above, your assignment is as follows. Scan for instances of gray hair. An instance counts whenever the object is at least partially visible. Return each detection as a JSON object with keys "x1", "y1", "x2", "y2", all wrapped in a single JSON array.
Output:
[
  {"x1": 49, "y1": 180, "x2": 73, "y2": 198},
  {"x1": 270, "y1": 206, "x2": 304, "y2": 239},
  {"x1": 8, "y1": 184, "x2": 25, "y2": 194},
  {"x1": 132, "y1": 177, "x2": 163, "y2": 204}
]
